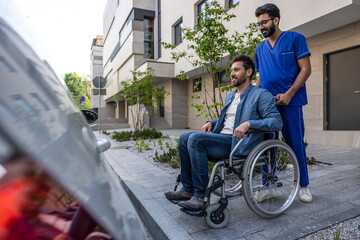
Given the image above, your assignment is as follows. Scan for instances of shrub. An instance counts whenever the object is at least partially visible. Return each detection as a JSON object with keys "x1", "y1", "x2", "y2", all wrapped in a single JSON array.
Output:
[
  {"x1": 111, "y1": 131, "x2": 133, "y2": 142},
  {"x1": 307, "y1": 156, "x2": 316, "y2": 165},
  {"x1": 110, "y1": 128, "x2": 163, "y2": 142},
  {"x1": 132, "y1": 128, "x2": 163, "y2": 140},
  {"x1": 158, "y1": 138, "x2": 164, "y2": 150},
  {"x1": 133, "y1": 140, "x2": 150, "y2": 152},
  {"x1": 153, "y1": 146, "x2": 217, "y2": 172},
  {"x1": 102, "y1": 130, "x2": 111, "y2": 136},
  {"x1": 153, "y1": 147, "x2": 179, "y2": 169},
  {"x1": 144, "y1": 142, "x2": 151, "y2": 151}
]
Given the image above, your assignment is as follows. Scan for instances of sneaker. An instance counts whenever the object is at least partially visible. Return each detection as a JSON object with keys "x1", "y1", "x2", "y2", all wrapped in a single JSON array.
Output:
[
  {"x1": 164, "y1": 188, "x2": 192, "y2": 201},
  {"x1": 254, "y1": 187, "x2": 281, "y2": 203},
  {"x1": 178, "y1": 196, "x2": 206, "y2": 211},
  {"x1": 299, "y1": 186, "x2": 313, "y2": 203}
]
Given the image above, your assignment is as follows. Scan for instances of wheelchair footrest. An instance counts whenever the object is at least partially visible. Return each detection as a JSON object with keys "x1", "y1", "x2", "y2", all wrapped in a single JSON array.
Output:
[{"x1": 180, "y1": 208, "x2": 206, "y2": 217}]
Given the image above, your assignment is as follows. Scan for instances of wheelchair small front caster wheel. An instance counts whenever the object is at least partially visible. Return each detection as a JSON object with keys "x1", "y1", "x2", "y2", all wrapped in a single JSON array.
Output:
[{"x1": 204, "y1": 203, "x2": 230, "y2": 228}]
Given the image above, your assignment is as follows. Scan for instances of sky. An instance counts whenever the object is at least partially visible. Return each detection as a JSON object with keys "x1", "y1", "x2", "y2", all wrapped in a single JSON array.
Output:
[{"x1": 0, "y1": 0, "x2": 107, "y2": 78}]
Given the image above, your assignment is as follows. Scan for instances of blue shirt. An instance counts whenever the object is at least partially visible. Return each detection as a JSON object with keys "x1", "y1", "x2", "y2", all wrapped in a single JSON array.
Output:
[
  {"x1": 209, "y1": 84, "x2": 283, "y2": 156},
  {"x1": 255, "y1": 31, "x2": 311, "y2": 106}
]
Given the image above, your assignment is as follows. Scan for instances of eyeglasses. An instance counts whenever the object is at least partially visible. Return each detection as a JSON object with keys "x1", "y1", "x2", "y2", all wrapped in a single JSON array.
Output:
[{"x1": 257, "y1": 18, "x2": 275, "y2": 27}]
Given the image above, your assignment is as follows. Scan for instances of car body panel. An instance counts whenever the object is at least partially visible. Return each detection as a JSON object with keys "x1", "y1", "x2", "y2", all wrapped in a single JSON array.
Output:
[{"x1": 0, "y1": 17, "x2": 147, "y2": 240}]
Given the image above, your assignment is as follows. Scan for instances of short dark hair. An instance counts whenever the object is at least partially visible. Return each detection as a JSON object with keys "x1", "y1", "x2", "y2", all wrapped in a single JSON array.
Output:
[
  {"x1": 232, "y1": 54, "x2": 255, "y2": 79},
  {"x1": 255, "y1": 3, "x2": 280, "y2": 20}
]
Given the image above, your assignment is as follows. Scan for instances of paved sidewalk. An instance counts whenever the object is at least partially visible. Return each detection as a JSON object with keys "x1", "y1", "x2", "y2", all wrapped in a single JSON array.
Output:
[{"x1": 94, "y1": 130, "x2": 360, "y2": 240}]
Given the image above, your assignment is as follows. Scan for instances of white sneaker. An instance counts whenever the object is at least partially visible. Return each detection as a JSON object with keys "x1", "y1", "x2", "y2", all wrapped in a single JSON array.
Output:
[
  {"x1": 254, "y1": 187, "x2": 281, "y2": 203},
  {"x1": 299, "y1": 186, "x2": 313, "y2": 203}
]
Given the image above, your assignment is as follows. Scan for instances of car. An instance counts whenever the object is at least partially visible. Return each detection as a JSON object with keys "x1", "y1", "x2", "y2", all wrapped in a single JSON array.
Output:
[{"x1": 0, "y1": 15, "x2": 147, "y2": 240}]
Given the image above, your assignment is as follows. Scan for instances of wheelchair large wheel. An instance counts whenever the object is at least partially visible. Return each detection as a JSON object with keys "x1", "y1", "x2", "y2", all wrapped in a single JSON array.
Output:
[{"x1": 242, "y1": 140, "x2": 300, "y2": 218}]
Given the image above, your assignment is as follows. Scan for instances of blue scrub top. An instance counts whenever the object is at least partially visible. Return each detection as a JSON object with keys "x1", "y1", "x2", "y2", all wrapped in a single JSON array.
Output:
[{"x1": 255, "y1": 31, "x2": 311, "y2": 106}]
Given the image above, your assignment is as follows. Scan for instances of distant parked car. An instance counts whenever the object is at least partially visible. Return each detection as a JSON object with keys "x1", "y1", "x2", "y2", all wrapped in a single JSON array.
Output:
[
  {"x1": 81, "y1": 109, "x2": 99, "y2": 124},
  {"x1": 0, "y1": 15, "x2": 147, "y2": 240}
]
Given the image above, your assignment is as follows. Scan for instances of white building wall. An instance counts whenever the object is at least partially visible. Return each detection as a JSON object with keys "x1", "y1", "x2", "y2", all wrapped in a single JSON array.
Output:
[
  {"x1": 304, "y1": 21, "x2": 360, "y2": 148},
  {"x1": 159, "y1": 0, "x2": 360, "y2": 75},
  {"x1": 103, "y1": 0, "x2": 134, "y2": 82},
  {"x1": 90, "y1": 44, "x2": 105, "y2": 109}
]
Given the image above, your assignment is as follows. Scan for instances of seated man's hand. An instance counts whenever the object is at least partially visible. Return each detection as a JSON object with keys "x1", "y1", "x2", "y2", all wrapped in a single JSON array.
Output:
[
  {"x1": 234, "y1": 121, "x2": 250, "y2": 138},
  {"x1": 201, "y1": 122, "x2": 212, "y2": 133}
]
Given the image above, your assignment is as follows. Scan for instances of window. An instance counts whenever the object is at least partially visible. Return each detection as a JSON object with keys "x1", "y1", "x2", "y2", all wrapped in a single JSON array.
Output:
[
  {"x1": 93, "y1": 56, "x2": 103, "y2": 61},
  {"x1": 119, "y1": 16, "x2": 132, "y2": 47},
  {"x1": 12, "y1": 95, "x2": 35, "y2": 117},
  {"x1": 226, "y1": 0, "x2": 239, "y2": 10},
  {"x1": 197, "y1": 0, "x2": 211, "y2": 24},
  {"x1": 217, "y1": 69, "x2": 230, "y2": 86},
  {"x1": 158, "y1": 87, "x2": 165, "y2": 117},
  {"x1": 229, "y1": 0, "x2": 239, "y2": 6},
  {"x1": 0, "y1": 100, "x2": 17, "y2": 122},
  {"x1": 174, "y1": 20, "x2": 183, "y2": 45},
  {"x1": 31, "y1": 93, "x2": 49, "y2": 111},
  {"x1": 193, "y1": 78, "x2": 202, "y2": 92},
  {"x1": 157, "y1": 0, "x2": 162, "y2": 58},
  {"x1": 144, "y1": 18, "x2": 154, "y2": 59},
  {"x1": 0, "y1": 56, "x2": 15, "y2": 72}
]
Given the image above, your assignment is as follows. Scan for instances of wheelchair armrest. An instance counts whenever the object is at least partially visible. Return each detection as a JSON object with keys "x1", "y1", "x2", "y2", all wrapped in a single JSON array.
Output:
[
  {"x1": 246, "y1": 129, "x2": 275, "y2": 135},
  {"x1": 228, "y1": 129, "x2": 275, "y2": 167}
]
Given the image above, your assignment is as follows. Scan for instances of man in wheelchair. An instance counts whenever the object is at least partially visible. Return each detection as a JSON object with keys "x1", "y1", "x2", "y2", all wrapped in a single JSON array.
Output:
[{"x1": 165, "y1": 54, "x2": 283, "y2": 211}]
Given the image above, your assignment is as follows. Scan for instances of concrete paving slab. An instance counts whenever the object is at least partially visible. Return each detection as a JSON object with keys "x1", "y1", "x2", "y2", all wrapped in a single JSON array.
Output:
[
  {"x1": 243, "y1": 233, "x2": 267, "y2": 240},
  {"x1": 308, "y1": 168, "x2": 338, "y2": 179},
  {"x1": 94, "y1": 131, "x2": 360, "y2": 240}
]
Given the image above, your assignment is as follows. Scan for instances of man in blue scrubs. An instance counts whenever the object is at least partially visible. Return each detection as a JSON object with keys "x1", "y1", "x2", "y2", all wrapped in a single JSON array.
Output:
[{"x1": 254, "y1": 3, "x2": 313, "y2": 202}]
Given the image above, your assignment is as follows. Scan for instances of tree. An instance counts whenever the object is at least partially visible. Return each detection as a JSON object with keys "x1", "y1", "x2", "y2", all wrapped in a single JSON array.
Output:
[
  {"x1": 120, "y1": 68, "x2": 168, "y2": 131},
  {"x1": 162, "y1": 1, "x2": 263, "y2": 119},
  {"x1": 63, "y1": 72, "x2": 91, "y2": 109}
]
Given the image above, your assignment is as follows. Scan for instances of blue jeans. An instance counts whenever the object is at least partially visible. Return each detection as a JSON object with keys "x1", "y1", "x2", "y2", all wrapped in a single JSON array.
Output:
[{"x1": 178, "y1": 132, "x2": 232, "y2": 198}]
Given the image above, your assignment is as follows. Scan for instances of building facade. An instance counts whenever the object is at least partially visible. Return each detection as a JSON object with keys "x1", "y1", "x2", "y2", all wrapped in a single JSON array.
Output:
[
  {"x1": 101, "y1": 0, "x2": 360, "y2": 148},
  {"x1": 90, "y1": 35, "x2": 108, "y2": 115}
]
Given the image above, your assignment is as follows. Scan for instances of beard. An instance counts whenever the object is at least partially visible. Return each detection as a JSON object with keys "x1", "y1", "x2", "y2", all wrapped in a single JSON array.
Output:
[
  {"x1": 231, "y1": 75, "x2": 247, "y2": 87},
  {"x1": 261, "y1": 23, "x2": 275, "y2": 38}
]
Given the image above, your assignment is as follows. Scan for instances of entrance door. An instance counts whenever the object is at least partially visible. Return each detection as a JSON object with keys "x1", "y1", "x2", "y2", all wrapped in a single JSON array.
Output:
[{"x1": 326, "y1": 46, "x2": 360, "y2": 130}]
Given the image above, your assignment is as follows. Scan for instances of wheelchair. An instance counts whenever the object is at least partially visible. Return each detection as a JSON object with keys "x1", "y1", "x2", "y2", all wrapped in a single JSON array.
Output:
[{"x1": 170, "y1": 129, "x2": 300, "y2": 229}]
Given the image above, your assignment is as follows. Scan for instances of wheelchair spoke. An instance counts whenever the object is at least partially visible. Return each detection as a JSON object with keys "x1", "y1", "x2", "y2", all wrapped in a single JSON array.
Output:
[{"x1": 243, "y1": 140, "x2": 300, "y2": 218}]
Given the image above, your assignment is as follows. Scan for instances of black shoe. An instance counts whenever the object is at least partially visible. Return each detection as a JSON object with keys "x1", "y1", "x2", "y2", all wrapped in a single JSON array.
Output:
[
  {"x1": 164, "y1": 189, "x2": 193, "y2": 201},
  {"x1": 178, "y1": 196, "x2": 205, "y2": 211}
]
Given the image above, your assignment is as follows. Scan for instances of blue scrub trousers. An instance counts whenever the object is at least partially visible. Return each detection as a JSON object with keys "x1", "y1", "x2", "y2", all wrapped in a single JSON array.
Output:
[{"x1": 277, "y1": 105, "x2": 309, "y2": 187}]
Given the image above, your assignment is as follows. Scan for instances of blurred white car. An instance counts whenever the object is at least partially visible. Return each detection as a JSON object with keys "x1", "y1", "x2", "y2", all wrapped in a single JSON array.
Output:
[{"x1": 0, "y1": 16, "x2": 147, "y2": 240}]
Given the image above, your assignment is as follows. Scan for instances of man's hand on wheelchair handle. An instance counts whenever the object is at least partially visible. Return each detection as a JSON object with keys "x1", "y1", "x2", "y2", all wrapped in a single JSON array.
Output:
[
  {"x1": 234, "y1": 121, "x2": 250, "y2": 138},
  {"x1": 202, "y1": 121, "x2": 212, "y2": 133}
]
